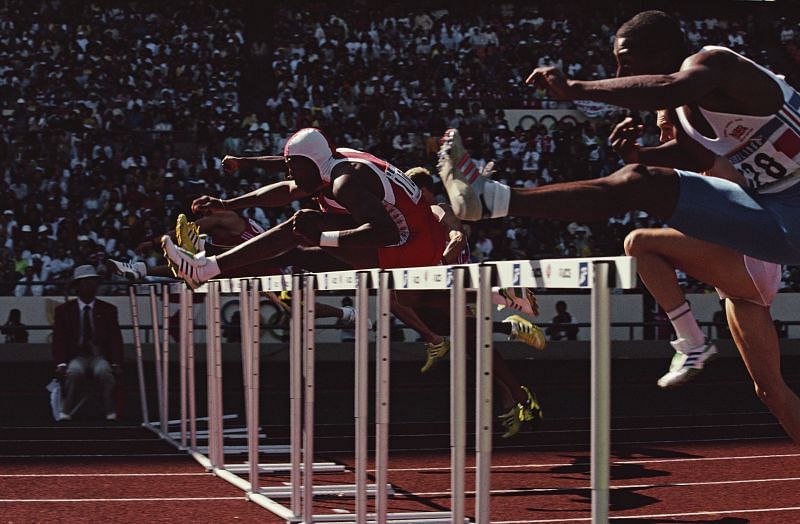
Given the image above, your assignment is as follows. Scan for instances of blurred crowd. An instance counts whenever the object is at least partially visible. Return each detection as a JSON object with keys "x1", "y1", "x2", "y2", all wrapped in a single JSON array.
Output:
[{"x1": 2, "y1": 1, "x2": 800, "y2": 295}]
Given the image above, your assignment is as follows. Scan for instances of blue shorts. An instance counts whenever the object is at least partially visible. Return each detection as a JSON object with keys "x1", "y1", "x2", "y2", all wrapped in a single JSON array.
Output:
[{"x1": 668, "y1": 171, "x2": 800, "y2": 265}]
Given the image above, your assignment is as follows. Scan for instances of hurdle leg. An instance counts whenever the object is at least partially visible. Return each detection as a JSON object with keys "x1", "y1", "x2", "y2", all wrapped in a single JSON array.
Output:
[
  {"x1": 354, "y1": 272, "x2": 370, "y2": 520},
  {"x1": 149, "y1": 286, "x2": 166, "y2": 433},
  {"x1": 591, "y1": 261, "x2": 612, "y2": 522},
  {"x1": 129, "y1": 287, "x2": 149, "y2": 425},
  {"x1": 205, "y1": 281, "x2": 219, "y2": 468},
  {"x1": 302, "y1": 275, "x2": 316, "y2": 520},
  {"x1": 248, "y1": 278, "x2": 261, "y2": 493},
  {"x1": 180, "y1": 287, "x2": 188, "y2": 448},
  {"x1": 188, "y1": 290, "x2": 197, "y2": 451},
  {"x1": 375, "y1": 270, "x2": 391, "y2": 523},
  {"x1": 212, "y1": 281, "x2": 225, "y2": 469},
  {"x1": 475, "y1": 264, "x2": 494, "y2": 523},
  {"x1": 290, "y1": 274, "x2": 303, "y2": 516},
  {"x1": 449, "y1": 267, "x2": 467, "y2": 522},
  {"x1": 162, "y1": 284, "x2": 171, "y2": 436}
]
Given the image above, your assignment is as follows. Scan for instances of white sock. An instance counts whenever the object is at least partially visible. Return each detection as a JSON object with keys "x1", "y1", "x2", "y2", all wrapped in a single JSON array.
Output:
[
  {"x1": 198, "y1": 255, "x2": 221, "y2": 282},
  {"x1": 482, "y1": 179, "x2": 511, "y2": 218},
  {"x1": 666, "y1": 302, "x2": 705, "y2": 350}
]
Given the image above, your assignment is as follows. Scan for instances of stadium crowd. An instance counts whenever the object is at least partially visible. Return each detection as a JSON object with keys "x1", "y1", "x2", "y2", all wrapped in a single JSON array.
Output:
[{"x1": 2, "y1": 1, "x2": 800, "y2": 295}]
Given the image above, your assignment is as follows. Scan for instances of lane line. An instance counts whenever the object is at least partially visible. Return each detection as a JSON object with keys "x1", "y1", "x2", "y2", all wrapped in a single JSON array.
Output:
[
  {"x1": 0, "y1": 473, "x2": 210, "y2": 478},
  {"x1": 397, "y1": 476, "x2": 800, "y2": 498},
  {"x1": 0, "y1": 453, "x2": 186, "y2": 459},
  {"x1": 0, "y1": 438, "x2": 165, "y2": 443},
  {"x1": 372, "y1": 452, "x2": 800, "y2": 473},
  {"x1": 0, "y1": 496, "x2": 244, "y2": 503},
  {"x1": 492, "y1": 505, "x2": 800, "y2": 523}
]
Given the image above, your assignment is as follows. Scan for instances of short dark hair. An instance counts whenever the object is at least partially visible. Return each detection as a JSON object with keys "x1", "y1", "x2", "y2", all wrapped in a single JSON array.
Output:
[{"x1": 617, "y1": 10, "x2": 687, "y2": 57}]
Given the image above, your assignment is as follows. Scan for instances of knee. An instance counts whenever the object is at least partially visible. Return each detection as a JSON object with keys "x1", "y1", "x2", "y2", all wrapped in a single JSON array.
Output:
[{"x1": 623, "y1": 229, "x2": 651, "y2": 257}]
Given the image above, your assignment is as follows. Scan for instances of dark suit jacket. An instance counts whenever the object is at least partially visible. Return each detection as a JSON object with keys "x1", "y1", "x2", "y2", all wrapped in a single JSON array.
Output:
[{"x1": 52, "y1": 299, "x2": 123, "y2": 366}]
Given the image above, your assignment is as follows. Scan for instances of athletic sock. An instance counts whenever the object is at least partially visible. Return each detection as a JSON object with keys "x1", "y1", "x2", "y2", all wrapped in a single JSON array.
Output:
[
  {"x1": 197, "y1": 255, "x2": 221, "y2": 282},
  {"x1": 482, "y1": 179, "x2": 511, "y2": 218},
  {"x1": 666, "y1": 302, "x2": 705, "y2": 351}
]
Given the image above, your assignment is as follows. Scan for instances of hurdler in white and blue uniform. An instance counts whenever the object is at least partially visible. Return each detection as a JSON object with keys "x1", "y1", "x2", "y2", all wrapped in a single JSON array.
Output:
[{"x1": 671, "y1": 46, "x2": 800, "y2": 264}]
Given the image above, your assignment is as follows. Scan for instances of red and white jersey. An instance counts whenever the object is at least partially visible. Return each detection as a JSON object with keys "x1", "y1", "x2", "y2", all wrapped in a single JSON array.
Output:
[
  {"x1": 238, "y1": 218, "x2": 265, "y2": 242},
  {"x1": 676, "y1": 46, "x2": 800, "y2": 193},
  {"x1": 316, "y1": 148, "x2": 429, "y2": 247}
]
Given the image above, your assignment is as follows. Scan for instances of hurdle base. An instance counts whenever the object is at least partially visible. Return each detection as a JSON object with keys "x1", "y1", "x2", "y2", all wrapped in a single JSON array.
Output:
[
  {"x1": 258, "y1": 483, "x2": 393, "y2": 498},
  {"x1": 225, "y1": 462, "x2": 345, "y2": 474}
]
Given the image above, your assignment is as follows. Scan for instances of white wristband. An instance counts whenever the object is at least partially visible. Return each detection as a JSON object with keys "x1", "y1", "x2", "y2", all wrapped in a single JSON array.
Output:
[{"x1": 319, "y1": 231, "x2": 340, "y2": 247}]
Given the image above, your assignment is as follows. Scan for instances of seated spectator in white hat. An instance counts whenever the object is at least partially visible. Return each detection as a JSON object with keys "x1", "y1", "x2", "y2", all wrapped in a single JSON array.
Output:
[{"x1": 52, "y1": 265, "x2": 123, "y2": 421}]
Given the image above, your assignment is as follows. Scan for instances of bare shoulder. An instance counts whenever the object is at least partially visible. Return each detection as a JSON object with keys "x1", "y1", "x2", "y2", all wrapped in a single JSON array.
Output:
[{"x1": 680, "y1": 47, "x2": 738, "y2": 71}]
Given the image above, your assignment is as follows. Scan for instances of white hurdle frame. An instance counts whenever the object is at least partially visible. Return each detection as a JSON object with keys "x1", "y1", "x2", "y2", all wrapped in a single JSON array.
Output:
[{"x1": 130, "y1": 256, "x2": 635, "y2": 523}]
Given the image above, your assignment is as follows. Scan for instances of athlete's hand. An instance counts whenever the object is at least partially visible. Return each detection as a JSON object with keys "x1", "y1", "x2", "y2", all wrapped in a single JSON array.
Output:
[
  {"x1": 609, "y1": 117, "x2": 642, "y2": 164},
  {"x1": 191, "y1": 195, "x2": 225, "y2": 215},
  {"x1": 221, "y1": 156, "x2": 241, "y2": 174},
  {"x1": 291, "y1": 209, "x2": 324, "y2": 246},
  {"x1": 525, "y1": 67, "x2": 575, "y2": 100}
]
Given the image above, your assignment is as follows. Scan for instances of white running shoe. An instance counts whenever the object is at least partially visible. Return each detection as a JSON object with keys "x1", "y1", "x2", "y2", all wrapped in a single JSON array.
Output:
[
  {"x1": 161, "y1": 235, "x2": 210, "y2": 290},
  {"x1": 494, "y1": 287, "x2": 540, "y2": 317},
  {"x1": 657, "y1": 338, "x2": 718, "y2": 388},
  {"x1": 438, "y1": 128, "x2": 488, "y2": 221},
  {"x1": 108, "y1": 259, "x2": 147, "y2": 281}
]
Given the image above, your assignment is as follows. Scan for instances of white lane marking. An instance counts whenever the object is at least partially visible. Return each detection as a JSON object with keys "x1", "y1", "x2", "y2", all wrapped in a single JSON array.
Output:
[
  {"x1": 0, "y1": 496, "x2": 243, "y2": 503},
  {"x1": 0, "y1": 472, "x2": 209, "y2": 478},
  {"x1": 492, "y1": 505, "x2": 800, "y2": 523},
  {"x1": 399, "y1": 475, "x2": 800, "y2": 497},
  {"x1": 373, "y1": 452, "x2": 800, "y2": 473}
]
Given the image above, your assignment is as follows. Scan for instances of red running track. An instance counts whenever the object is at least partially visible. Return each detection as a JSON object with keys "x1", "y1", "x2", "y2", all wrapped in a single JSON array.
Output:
[{"x1": 2, "y1": 414, "x2": 799, "y2": 523}]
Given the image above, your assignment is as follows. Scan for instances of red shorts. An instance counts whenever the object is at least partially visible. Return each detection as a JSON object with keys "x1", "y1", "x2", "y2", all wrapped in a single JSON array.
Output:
[{"x1": 377, "y1": 210, "x2": 445, "y2": 269}]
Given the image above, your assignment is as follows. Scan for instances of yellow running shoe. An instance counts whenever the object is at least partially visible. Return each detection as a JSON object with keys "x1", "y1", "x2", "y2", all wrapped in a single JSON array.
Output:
[
  {"x1": 176, "y1": 213, "x2": 205, "y2": 255},
  {"x1": 420, "y1": 338, "x2": 450, "y2": 373},
  {"x1": 503, "y1": 314, "x2": 546, "y2": 350},
  {"x1": 498, "y1": 385, "x2": 543, "y2": 439}
]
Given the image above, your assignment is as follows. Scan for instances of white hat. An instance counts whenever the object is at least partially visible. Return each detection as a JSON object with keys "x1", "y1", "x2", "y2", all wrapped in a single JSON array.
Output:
[
  {"x1": 73, "y1": 264, "x2": 100, "y2": 281},
  {"x1": 283, "y1": 128, "x2": 336, "y2": 183},
  {"x1": 38, "y1": 225, "x2": 49, "y2": 233},
  {"x1": 21, "y1": 225, "x2": 32, "y2": 232}
]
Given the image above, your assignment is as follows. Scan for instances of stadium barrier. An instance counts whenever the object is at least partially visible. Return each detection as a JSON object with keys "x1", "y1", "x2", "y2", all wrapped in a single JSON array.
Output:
[{"x1": 131, "y1": 256, "x2": 636, "y2": 523}]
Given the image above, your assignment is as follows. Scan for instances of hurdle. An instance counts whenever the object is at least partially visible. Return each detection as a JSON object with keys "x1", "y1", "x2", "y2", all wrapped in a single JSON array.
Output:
[{"x1": 131, "y1": 255, "x2": 635, "y2": 522}]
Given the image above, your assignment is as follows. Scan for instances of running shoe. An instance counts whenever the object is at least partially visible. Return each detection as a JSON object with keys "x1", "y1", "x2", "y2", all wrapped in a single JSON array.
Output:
[
  {"x1": 161, "y1": 235, "x2": 209, "y2": 290},
  {"x1": 498, "y1": 385, "x2": 543, "y2": 438},
  {"x1": 657, "y1": 338, "x2": 718, "y2": 388},
  {"x1": 108, "y1": 259, "x2": 147, "y2": 281},
  {"x1": 438, "y1": 128, "x2": 487, "y2": 221},
  {"x1": 503, "y1": 314, "x2": 547, "y2": 350},
  {"x1": 495, "y1": 287, "x2": 540, "y2": 317},
  {"x1": 176, "y1": 213, "x2": 205, "y2": 254},
  {"x1": 420, "y1": 338, "x2": 450, "y2": 373}
]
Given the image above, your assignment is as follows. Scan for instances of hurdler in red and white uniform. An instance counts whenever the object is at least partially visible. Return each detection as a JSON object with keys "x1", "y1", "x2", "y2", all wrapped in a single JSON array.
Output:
[{"x1": 287, "y1": 132, "x2": 445, "y2": 269}]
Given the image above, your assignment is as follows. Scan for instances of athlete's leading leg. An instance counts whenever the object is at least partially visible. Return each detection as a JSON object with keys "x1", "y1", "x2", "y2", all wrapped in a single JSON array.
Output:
[
  {"x1": 726, "y1": 299, "x2": 800, "y2": 443},
  {"x1": 625, "y1": 228, "x2": 760, "y2": 387}
]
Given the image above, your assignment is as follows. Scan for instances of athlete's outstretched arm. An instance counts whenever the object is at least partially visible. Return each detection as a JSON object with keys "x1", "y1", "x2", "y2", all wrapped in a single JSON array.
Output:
[
  {"x1": 526, "y1": 53, "x2": 730, "y2": 110},
  {"x1": 437, "y1": 204, "x2": 468, "y2": 265},
  {"x1": 192, "y1": 180, "x2": 313, "y2": 214}
]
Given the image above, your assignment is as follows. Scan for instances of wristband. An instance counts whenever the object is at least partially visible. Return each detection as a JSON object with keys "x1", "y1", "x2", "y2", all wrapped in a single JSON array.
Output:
[{"x1": 319, "y1": 231, "x2": 340, "y2": 247}]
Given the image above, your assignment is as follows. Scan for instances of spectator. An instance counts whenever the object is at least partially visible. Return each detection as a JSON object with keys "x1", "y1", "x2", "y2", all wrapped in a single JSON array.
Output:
[
  {"x1": 14, "y1": 266, "x2": 43, "y2": 297},
  {"x1": 2, "y1": 308, "x2": 28, "y2": 343},
  {"x1": 52, "y1": 265, "x2": 123, "y2": 421},
  {"x1": 546, "y1": 300, "x2": 579, "y2": 341}
]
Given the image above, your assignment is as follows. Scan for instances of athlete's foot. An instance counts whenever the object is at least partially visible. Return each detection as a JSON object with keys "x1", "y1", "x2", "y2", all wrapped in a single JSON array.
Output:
[
  {"x1": 420, "y1": 338, "x2": 450, "y2": 373},
  {"x1": 176, "y1": 213, "x2": 206, "y2": 255},
  {"x1": 161, "y1": 235, "x2": 216, "y2": 290},
  {"x1": 495, "y1": 287, "x2": 540, "y2": 317},
  {"x1": 108, "y1": 259, "x2": 147, "y2": 281},
  {"x1": 498, "y1": 385, "x2": 543, "y2": 438},
  {"x1": 438, "y1": 128, "x2": 484, "y2": 221},
  {"x1": 503, "y1": 314, "x2": 547, "y2": 350},
  {"x1": 657, "y1": 338, "x2": 718, "y2": 388}
]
